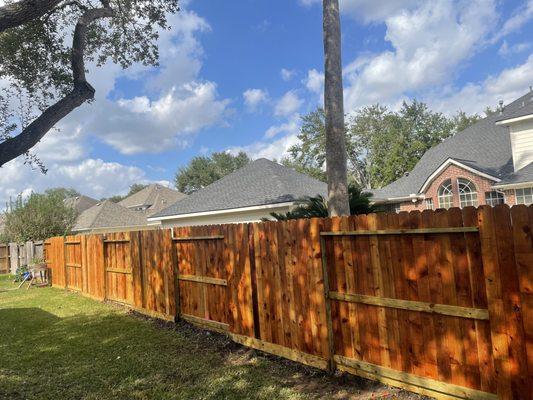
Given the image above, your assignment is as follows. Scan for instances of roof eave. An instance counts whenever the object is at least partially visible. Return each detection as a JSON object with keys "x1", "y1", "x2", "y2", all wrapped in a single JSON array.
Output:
[
  {"x1": 492, "y1": 181, "x2": 533, "y2": 190},
  {"x1": 495, "y1": 113, "x2": 533, "y2": 125},
  {"x1": 418, "y1": 158, "x2": 500, "y2": 194},
  {"x1": 148, "y1": 201, "x2": 297, "y2": 222}
]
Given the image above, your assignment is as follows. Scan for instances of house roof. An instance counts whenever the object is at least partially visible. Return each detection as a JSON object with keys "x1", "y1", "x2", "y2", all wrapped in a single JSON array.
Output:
[
  {"x1": 151, "y1": 158, "x2": 328, "y2": 219},
  {"x1": 119, "y1": 184, "x2": 187, "y2": 216},
  {"x1": 64, "y1": 195, "x2": 99, "y2": 213},
  {"x1": 496, "y1": 93, "x2": 533, "y2": 122},
  {"x1": 73, "y1": 200, "x2": 147, "y2": 231},
  {"x1": 495, "y1": 162, "x2": 533, "y2": 187},
  {"x1": 371, "y1": 91, "x2": 533, "y2": 200}
]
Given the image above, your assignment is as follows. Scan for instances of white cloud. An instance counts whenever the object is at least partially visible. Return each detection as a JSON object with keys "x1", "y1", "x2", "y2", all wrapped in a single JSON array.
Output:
[
  {"x1": 0, "y1": 6, "x2": 228, "y2": 205},
  {"x1": 281, "y1": 68, "x2": 296, "y2": 81},
  {"x1": 52, "y1": 8, "x2": 230, "y2": 156},
  {"x1": 342, "y1": 1, "x2": 499, "y2": 111},
  {"x1": 299, "y1": 0, "x2": 419, "y2": 23},
  {"x1": 495, "y1": 0, "x2": 533, "y2": 41},
  {"x1": 274, "y1": 90, "x2": 304, "y2": 117},
  {"x1": 304, "y1": 69, "x2": 324, "y2": 94},
  {"x1": 229, "y1": 114, "x2": 301, "y2": 160},
  {"x1": 498, "y1": 40, "x2": 532, "y2": 56},
  {"x1": 95, "y1": 82, "x2": 229, "y2": 154},
  {"x1": 426, "y1": 55, "x2": 533, "y2": 115},
  {"x1": 0, "y1": 158, "x2": 148, "y2": 206},
  {"x1": 264, "y1": 114, "x2": 300, "y2": 139},
  {"x1": 243, "y1": 88, "x2": 269, "y2": 110}
]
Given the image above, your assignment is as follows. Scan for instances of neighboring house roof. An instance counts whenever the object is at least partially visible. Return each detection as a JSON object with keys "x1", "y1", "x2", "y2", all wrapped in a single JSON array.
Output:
[
  {"x1": 496, "y1": 93, "x2": 533, "y2": 122},
  {"x1": 371, "y1": 91, "x2": 533, "y2": 201},
  {"x1": 119, "y1": 184, "x2": 187, "y2": 217},
  {"x1": 151, "y1": 158, "x2": 328, "y2": 219},
  {"x1": 64, "y1": 195, "x2": 99, "y2": 213},
  {"x1": 73, "y1": 200, "x2": 147, "y2": 231},
  {"x1": 494, "y1": 162, "x2": 533, "y2": 188}
]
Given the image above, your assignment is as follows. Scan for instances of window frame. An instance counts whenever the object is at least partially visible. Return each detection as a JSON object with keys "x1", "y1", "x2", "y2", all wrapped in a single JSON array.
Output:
[
  {"x1": 437, "y1": 179, "x2": 454, "y2": 209},
  {"x1": 485, "y1": 190, "x2": 505, "y2": 207},
  {"x1": 515, "y1": 187, "x2": 533, "y2": 205},
  {"x1": 457, "y1": 178, "x2": 478, "y2": 208}
]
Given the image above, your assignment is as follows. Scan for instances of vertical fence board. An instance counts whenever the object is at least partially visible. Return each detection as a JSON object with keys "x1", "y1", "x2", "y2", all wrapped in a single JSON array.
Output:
[{"x1": 42, "y1": 206, "x2": 532, "y2": 400}]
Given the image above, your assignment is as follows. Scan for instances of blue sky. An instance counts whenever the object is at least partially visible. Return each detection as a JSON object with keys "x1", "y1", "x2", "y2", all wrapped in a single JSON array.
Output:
[{"x1": 1, "y1": 0, "x2": 533, "y2": 204}]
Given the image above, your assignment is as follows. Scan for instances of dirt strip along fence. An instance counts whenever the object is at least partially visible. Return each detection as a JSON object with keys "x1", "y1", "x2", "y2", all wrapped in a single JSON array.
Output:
[{"x1": 44, "y1": 205, "x2": 532, "y2": 400}]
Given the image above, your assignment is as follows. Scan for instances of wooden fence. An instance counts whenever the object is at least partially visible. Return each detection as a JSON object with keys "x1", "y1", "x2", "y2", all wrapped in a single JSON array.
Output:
[
  {"x1": 44, "y1": 205, "x2": 532, "y2": 400},
  {"x1": 0, "y1": 241, "x2": 45, "y2": 274},
  {"x1": 0, "y1": 244, "x2": 9, "y2": 273}
]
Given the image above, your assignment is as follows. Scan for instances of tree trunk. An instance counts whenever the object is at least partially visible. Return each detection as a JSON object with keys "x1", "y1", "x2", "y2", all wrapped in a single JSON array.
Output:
[
  {"x1": 0, "y1": 0, "x2": 62, "y2": 32},
  {"x1": 0, "y1": 5, "x2": 113, "y2": 168},
  {"x1": 323, "y1": 0, "x2": 350, "y2": 216}
]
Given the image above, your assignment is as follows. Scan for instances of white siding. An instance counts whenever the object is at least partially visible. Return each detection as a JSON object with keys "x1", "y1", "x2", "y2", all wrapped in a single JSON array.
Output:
[
  {"x1": 510, "y1": 119, "x2": 533, "y2": 171},
  {"x1": 158, "y1": 204, "x2": 293, "y2": 228}
]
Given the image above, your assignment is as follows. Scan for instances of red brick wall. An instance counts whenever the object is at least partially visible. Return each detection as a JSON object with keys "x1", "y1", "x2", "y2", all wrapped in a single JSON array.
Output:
[{"x1": 397, "y1": 164, "x2": 511, "y2": 212}]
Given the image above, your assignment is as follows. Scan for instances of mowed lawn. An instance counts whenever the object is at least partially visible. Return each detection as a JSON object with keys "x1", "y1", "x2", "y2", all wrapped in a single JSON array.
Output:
[{"x1": 0, "y1": 275, "x2": 419, "y2": 400}]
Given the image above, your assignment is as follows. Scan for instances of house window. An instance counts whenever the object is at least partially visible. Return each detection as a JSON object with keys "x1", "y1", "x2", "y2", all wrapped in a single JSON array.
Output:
[
  {"x1": 438, "y1": 180, "x2": 453, "y2": 209},
  {"x1": 516, "y1": 187, "x2": 533, "y2": 205},
  {"x1": 425, "y1": 198, "x2": 434, "y2": 210},
  {"x1": 485, "y1": 191, "x2": 504, "y2": 206},
  {"x1": 458, "y1": 178, "x2": 478, "y2": 208}
]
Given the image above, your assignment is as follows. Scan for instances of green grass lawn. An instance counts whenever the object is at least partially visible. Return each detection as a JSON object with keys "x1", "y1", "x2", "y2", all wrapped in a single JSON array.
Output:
[{"x1": 0, "y1": 275, "x2": 418, "y2": 400}]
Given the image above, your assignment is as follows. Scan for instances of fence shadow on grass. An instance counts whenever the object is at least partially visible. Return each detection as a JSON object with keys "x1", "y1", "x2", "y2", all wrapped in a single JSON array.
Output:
[{"x1": 0, "y1": 307, "x2": 336, "y2": 400}]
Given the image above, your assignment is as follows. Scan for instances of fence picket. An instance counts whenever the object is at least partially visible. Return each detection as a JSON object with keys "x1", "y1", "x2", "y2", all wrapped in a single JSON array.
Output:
[{"x1": 33, "y1": 206, "x2": 532, "y2": 400}]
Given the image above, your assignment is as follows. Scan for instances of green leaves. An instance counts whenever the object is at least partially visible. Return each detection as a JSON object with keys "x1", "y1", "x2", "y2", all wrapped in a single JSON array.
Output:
[
  {"x1": 270, "y1": 184, "x2": 376, "y2": 221},
  {"x1": 175, "y1": 152, "x2": 251, "y2": 194},
  {"x1": 3, "y1": 187, "x2": 79, "y2": 242},
  {"x1": 284, "y1": 101, "x2": 482, "y2": 190}
]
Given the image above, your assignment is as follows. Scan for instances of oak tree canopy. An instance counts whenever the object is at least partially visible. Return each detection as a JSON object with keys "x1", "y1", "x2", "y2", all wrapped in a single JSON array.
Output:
[{"x1": 0, "y1": 0, "x2": 180, "y2": 169}]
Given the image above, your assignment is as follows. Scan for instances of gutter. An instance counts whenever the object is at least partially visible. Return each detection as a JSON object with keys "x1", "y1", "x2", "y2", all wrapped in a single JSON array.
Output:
[{"x1": 148, "y1": 201, "x2": 296, "y2": 222}]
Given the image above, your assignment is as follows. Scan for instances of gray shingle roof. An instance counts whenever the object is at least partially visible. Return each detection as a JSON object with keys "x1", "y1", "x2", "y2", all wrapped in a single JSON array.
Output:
[
  {"x1": 73, "y1": 200, "x2": 147, "y2": 231},
  {"x1": 496, "y1": 162, "x2": 533, "y2": 186},
  {"x1": 64, "y1": 195, "x2": 99, "y2": 213},
  {"x1": 371, "y1": 91, "x2": 533, "y2": 200},
  {"x1": 496, "y1": 93, "x2": 533, "y2": 122},
  {"x1": 119, "y1": 184, "x2": 187, "y2": 217},
  {"x1": 151, "y1": 158, "x2": 328, "y2": 218}
]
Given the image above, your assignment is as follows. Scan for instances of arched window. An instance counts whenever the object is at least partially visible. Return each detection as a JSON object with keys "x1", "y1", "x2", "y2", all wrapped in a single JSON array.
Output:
[
  {"x1": 458, "y1": 178, "x2": 478, "y2": 208},
  {"x1": 438, "y1": 179, "x2": 453, "y2": 209}
]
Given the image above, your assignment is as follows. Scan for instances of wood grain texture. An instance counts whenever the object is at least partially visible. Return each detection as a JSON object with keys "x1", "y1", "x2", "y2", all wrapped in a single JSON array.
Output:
[{"x1": 44, "y1": 206, "x2": 532, "y2": 399}]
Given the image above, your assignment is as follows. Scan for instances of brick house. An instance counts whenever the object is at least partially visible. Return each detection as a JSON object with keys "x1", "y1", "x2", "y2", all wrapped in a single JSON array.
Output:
[{"x1": 371, "y1": 90, "x2": 533, "y2": 211}]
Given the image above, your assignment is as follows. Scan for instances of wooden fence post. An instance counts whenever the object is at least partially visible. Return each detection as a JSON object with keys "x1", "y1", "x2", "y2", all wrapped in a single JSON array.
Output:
[
  {"x1": 170, "y1": 228, "x2": 181, "y2": 321},
  {"x1": 319, "y1": 233, "x2": 335, "y2": 372},
  {"x1": 130, "y1": 231, "x2": 144, "y2": 309},
  {"x1": 478, "y1": 205, "x2": 530, "y2": 399}
]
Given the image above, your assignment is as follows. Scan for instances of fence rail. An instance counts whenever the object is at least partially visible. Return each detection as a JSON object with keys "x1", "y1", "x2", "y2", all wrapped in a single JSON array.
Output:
[{"x1": 43, "y1": 205, "x2": 532, "y2": 400}]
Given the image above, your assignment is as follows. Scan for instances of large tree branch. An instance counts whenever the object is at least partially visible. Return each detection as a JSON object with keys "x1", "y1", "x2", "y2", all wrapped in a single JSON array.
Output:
[
  {"x1": 0, "y1": 0, "x2": 63, "y2": 32},
  {"x1": 0, "y1": 6, "x2": 113, "y2": 167}
]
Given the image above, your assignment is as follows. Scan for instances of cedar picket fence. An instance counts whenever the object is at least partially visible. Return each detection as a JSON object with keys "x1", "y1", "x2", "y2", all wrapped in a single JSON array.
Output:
[{"x1": 44, "y1": 205, "x2": 532, "y2": 400}]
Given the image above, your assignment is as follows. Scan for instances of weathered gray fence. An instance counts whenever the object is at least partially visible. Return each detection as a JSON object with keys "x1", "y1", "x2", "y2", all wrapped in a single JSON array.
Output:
[{"x1": 0, "y1": 241, "x2": 45, "y2": 274}]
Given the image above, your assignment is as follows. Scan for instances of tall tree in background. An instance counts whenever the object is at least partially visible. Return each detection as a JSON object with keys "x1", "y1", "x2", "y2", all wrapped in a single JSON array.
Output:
[
  {"x1": 0, "y1": 0, "x2": 180, "y2": 169},
  {"x1": 284, "y1": 102, "x2": 482, "y2": 189},
  {"x1": 106, "y1": 183, "x2": 148, "y2": 203},
  {"x1": 3, "y1": 188, "x2": 79, "y2": 242},
  {"x1": 323, "y1": 0, "x2": 350, "y2": 216},
  {"x1": 175, "y1": 151, "x2": 251, "y2": 194}
]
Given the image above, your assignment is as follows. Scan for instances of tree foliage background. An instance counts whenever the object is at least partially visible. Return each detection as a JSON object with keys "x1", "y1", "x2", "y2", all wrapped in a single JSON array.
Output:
[
  {"x1": 175, "y1": 151, "x2": 251, "y2": 194},
  {"x1": 2, "y1": 187, "x2": 79, "y2": 242},
  {"x1": 0, "y1": 0, "x2": 180, "y2": 169},
  {"x1": 283, "y1": 101, "x2": 483, "y2": 189}
]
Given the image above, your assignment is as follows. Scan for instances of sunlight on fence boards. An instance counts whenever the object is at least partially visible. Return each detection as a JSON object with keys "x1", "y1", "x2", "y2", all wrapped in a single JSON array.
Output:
[{"x1": 44, "y1": 205, "x2": 532, "y2": 400}]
